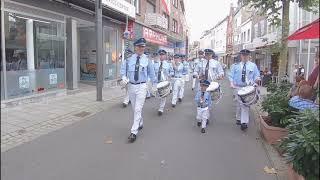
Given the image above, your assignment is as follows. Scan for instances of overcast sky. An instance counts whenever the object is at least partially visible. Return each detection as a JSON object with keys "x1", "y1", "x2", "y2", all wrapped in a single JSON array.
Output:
[{"x1": 184, "y1": 0, "x2": 238, "y2": 42}]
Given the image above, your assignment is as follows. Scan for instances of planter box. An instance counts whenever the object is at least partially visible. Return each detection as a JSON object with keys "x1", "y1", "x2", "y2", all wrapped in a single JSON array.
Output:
[
  {"x1": 260, "y1": 115, "x2": 288, "y2": 144},
  {"x1": 288, "y1": 164, "x2": 305, "y2": 180}
]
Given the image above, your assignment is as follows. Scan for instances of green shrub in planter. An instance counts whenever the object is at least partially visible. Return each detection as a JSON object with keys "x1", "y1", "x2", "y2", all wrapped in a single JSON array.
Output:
[
  {"x1": 261, "y1": 81, "x2": 293, "y2": 128},
  {"x1": 280, "y1": 109, "x2": 319, "y2": 180}
]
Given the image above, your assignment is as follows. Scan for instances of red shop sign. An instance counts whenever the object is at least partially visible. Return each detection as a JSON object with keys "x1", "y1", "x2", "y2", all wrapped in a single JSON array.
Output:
[{"x1": 143, "y1": 27, "x2": 167, "y2": 46}]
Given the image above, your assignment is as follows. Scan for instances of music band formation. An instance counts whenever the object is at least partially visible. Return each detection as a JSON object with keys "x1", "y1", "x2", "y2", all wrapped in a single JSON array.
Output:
[{"x1": 119, "y1": 37, "x2": 261, "y2": 143}]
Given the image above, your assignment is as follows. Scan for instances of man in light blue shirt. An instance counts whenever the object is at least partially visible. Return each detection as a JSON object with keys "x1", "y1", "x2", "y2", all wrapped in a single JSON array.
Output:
[
  {"x1": 154, "y1": 49, "x2": 172, "y2": 115},
  {"x1": 170, "y1": 54, "x2": 188, "y2": 107},
  {"x1": 179, "y1": 54, "x2": 189, "y2": 101},
  {"x1": 229, "y1": 49, "x2": 261, "y2": 131},
  {"x1": 120, "y1": 38, "x2": 156, "y2": 143},
  {"x1": 192, "y1": 50, "x2": 205, "y2": 91}
]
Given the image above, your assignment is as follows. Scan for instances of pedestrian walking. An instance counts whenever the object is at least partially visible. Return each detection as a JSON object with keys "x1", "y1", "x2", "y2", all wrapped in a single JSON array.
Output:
[
  {"x1": 153, "y1": 49, "x2": 172, "y2": 116},
  {"x1": 195, "y1": 79, "x2": 212, "y2": 133},
  {"x1": 171, "y1": 54, "x2": 187, "y2": 107},
  {"x1": 229, "y1": 49, "x2": 261, "y2": 131},
  {"x1": 120, "y1": 38, "x2": 156, "y2": 143}
]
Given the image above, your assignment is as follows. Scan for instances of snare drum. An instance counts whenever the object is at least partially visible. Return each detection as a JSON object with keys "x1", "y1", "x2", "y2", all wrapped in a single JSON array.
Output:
[
  {"x1": 156, "y1": 81, "x2": 171, "y2": 98},
  {"x1": 206, "y1": 82, "x2": 222, "y2": 103},
  {"x1": 237, "y1": 86, "x2": 259, "y2": 106}
]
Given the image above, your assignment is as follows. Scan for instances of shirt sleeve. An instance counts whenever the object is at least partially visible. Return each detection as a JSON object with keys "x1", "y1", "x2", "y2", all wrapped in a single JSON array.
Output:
[
  {"x1": 207, "y1": 93, "x2": 212, "y2": 107},
  {"x1": 217, "y1": 62, "x2": 224, "y2": 76},
  {"x1": 229, "y1": 64, "x2": 235, "y2": 83},
  {"x1": 194, "y1": 92, "x2": 200, "y2": 104},
  {"x1": 148, "y1": 60, "x2": 156, "y2": 83},
  {"x1": 120, "y1": 58, "x2": 127, "y2": 77}
]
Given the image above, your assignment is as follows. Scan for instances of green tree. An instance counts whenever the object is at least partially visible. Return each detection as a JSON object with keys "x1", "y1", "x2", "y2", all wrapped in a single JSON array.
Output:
[{"x1": 240, "y1": 0, "x2": 319, "y2": 77}]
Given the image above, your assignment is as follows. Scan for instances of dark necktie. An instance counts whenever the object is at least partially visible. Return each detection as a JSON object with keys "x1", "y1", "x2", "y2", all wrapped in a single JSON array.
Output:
[
  {"x1": 205, "y1": 60, "x2": 209, "y2": 80},
  {"x1": 241, "y1": 62, "x2": 246, "y2": 83},
  {"x1": 158, "y1": 61, "x2": 163, "y2": 81},
  {"x1": 134, "y1": 56, "x2": 140, "y2": 81}
]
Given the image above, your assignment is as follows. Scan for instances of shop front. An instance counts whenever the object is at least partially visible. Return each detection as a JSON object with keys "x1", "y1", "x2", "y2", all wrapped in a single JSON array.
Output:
[
  {"x1": 132, "y1": 23, "x2": 169, "y2": 55},
  {"x1": 1, "y1": 0, "x2": 134, "y2": 101}
]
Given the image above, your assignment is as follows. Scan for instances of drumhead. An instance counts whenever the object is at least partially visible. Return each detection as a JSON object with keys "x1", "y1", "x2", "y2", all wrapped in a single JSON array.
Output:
[
  {"x1": 157, "y1": 81, "x2": 170, "y2": 88},
  {"x1": 238, "y1": 86, "x2": 255, "y2": 96},
  {"x1": 206, "y1": 82, "x2": 220, "y2": 91}
]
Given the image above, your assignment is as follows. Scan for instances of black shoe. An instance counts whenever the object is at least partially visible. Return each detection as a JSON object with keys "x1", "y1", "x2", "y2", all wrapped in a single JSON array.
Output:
[
  {"x1": 146, "y1": 96, "x2": 151, "y2": 99},
  {"x1": 241, "y1": 123, "x2": 248, "y2": 131},
  {"x1": 197, "y1": 122, "x2": 201, "y2": 127},
  {"x1": 178, "y1": 98, "x2": 182, "y2": 102},
  {"x1": 122, "y1": 103, "x2": 128, "y2": 108},
  {"x1": 170, "y1": 90, "x2": 172, "y2": 93},
  {"x1": 138, "y1": 125, "x2": 143, "y2": 130},
  {"x1": 236, "y1": 120, "x2": 241, "y2": 125},
  {"x1": 172, "y1": 104, "x2": 176, "y2": 108},
  {"x1": 158, "y1": 111, "x2": 163, "y2": 116},
  {"x1": 201, "y1": 128, "x2": 206, "y2": 133},
  {"x1": 128, "y1": 101, "x2": 131, "y2": 104},
  {"x1": 128, "y1": 133, "x2": 136, "y2": 143},
  {"x1": 206, "y1": 119, "x2": 209, "y2": 125},
  {"x1": 192, "y1": 88, "x2": 194, "y2": 91}
]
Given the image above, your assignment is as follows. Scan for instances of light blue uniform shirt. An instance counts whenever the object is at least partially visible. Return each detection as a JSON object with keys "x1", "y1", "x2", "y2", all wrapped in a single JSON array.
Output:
[
  {"x1": 182, "y1": 61, "x2": 189, "y2": 75},
  {"x1": 229, "y1": 61, "x2": 260, "y2": 87},
  {"x1": 195, "y1": 91, "x2": 212, "y2": 108},
  {"x1": 154, "y1": 60, "x2": 172, "y2": 83},
  {"x1": 170, "y1": 62, "x2": 187, "y2": 78},
  {"x1": 120, "y1": 53, "x2": 156, "y2": 83}
]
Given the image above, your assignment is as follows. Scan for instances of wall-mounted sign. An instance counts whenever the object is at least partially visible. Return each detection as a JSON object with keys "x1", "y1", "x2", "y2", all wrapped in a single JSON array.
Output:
[
  {"x1": 143, "y1": 27, "x2": 167, "y2": 46},
  {"x1": 19, "y1": 76, "x2": 30, "y2": 89},
  {"x1": 102, "y1": 0, "x2": 136, "y2": 18},
  {"x1": 49, "y1": 74, "x2": 57, "y2": 85}
]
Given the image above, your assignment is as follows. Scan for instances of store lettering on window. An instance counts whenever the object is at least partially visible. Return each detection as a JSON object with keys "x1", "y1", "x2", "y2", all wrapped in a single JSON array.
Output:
[
  {"x1": 49, "y1": 74, "x2": 58, "y2": 85},
  {"x1": 19, "y1": 76, "x2": 30, "y2": 89}
]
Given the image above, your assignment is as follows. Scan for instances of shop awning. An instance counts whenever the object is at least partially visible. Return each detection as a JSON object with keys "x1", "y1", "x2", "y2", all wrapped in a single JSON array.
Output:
[{"x1": 288, "y1": 18, "x2": 320, "y2": 40}]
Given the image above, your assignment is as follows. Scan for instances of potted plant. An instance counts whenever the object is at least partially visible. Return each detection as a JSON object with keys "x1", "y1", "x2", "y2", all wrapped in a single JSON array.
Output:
[
  {"x1": 260, "y1": 81, "x2": 293, "y2": 144},
  {"x1": 280, "y1": 109, "x2": 319, "y2": 180}
]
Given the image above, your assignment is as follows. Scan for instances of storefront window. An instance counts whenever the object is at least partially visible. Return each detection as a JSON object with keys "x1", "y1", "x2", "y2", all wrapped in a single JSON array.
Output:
[
  {"x1": 4, "y1": 12, "x2": 65, "y2": 99},
  {"x1": 104, "y1": 27, "x2": 119, "y2": 81}
]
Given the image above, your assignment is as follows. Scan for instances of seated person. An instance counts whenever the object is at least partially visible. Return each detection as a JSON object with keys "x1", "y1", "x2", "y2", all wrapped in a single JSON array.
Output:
[
  {"x1": 289, "y1": 84, "x2": 319, "y2": 111},
  {"x1": 288, "y1": 77, "x2": 307, "y2": 98}
]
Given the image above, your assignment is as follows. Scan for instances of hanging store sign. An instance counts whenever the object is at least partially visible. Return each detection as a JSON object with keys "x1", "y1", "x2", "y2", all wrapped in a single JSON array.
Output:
[
  {"x1": 143, "y1": 27, "x2": 167, "y2": 46},
  {"x1": 102, "y1": 0, "x2": 136, "y2": 18}
]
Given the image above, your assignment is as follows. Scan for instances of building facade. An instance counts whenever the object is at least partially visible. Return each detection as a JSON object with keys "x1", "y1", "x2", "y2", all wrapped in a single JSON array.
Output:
[
  {"x1": 1, "y1": 0, "x2": 136, "y2": 101},
  {"x1": 130, "y1": 0, "x2": 187, "y2": 55}
]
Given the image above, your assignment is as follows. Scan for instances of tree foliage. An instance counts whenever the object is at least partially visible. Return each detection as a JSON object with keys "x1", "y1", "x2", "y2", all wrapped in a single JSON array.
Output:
[{"x1": 240, "y1": 0, "x2": 319, "y2": 26}]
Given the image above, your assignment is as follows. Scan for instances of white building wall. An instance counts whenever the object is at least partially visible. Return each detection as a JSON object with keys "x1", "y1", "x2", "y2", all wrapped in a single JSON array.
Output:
[{"x1": 212, "y1": 20, "x2": 227, "y2": 55}]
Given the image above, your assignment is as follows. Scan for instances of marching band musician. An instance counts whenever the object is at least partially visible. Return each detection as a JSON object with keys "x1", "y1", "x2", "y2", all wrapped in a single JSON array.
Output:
[
  {"x1": 120, "y1": 38, "x2": 156, "y2": 143},
  {"x1": 194, "y1": 49, "x2": 224, "y2": 86},
  {"x1": 195, "y1": 79, "x2": 212, "y2": 133},
  {"x1": 171, "y1": 54, "x2": 188, "y2": 107},
  {"x1": 192, "y1": 50, "x2": 204, "y2": 91},
  {"x1": 229, "y1": 49, "x2": 261, "y2": 131},
  {"x1": 122, "y1": 49, "x2": 134, "y2": 108},
  {"x1": 179, "y1": 54, "x2": 190, "y2": 102},
  {"x1": 153, "y1": 49, "x2": 172, "y2": 116}
]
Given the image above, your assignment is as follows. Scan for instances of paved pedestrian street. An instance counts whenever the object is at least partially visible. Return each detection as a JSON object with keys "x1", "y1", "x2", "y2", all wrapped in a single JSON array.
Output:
[{"x1": 1, "y1": 80, "x2": 277, "y2": 180}]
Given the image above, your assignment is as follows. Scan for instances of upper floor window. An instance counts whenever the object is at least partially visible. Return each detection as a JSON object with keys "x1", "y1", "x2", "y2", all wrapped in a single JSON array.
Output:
[
  {"x1": 146, "y1": 1, "x2": 155, "y2": 13},
  {"x1": 173, "y1": 0, "x2": 178, "y2": 8},
  {"x1": 134, "y1": 0, "x2": 140, "y2": 14},
  {"x1": 172, "y1": 19, "x2": 178, "y2": 33},
  {"x1": 163, "y1": 13, "x2": 170, "y2": 30}
]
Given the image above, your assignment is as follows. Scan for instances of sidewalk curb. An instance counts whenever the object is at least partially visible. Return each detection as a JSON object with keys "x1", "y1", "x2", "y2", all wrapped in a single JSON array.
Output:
[{"x1": 252, "y1": 104, "x2": 288, "y2": 180}]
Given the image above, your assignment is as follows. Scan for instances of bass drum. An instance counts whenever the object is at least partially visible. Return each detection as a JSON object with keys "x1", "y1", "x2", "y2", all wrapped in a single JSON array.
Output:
[
  {"x1": 237, "y1": 86, "x2": 259, "y2": 106},
  {"x1": 206, "y1": 81, "x2": 222, "y2": 103},
  {"x1": 156, "y1": 81, "x2": 171, "y2": 98}
]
